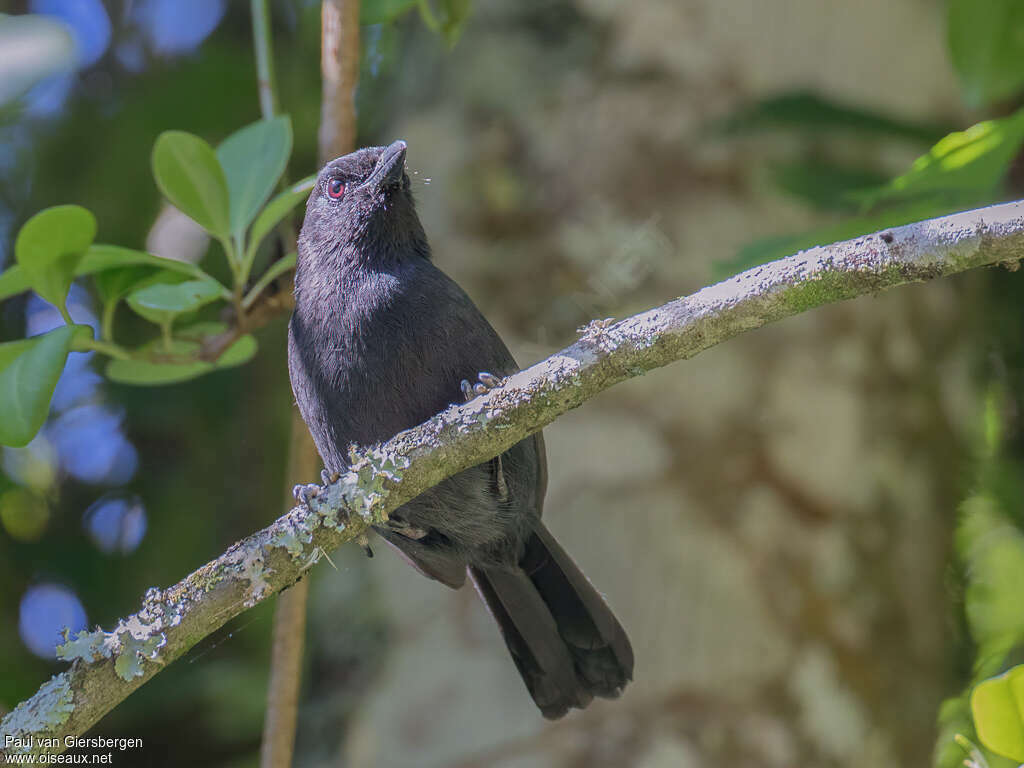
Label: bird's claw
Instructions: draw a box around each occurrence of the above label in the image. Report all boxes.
[320,469,341,485]
[460,371,503,402]
[292,483,321,506]
[478,371,501,388]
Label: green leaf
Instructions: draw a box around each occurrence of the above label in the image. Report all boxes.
[105,334,258,386]
[14,205,97,311]
[106,357,208,386]
[80,244,210,279]
[94,266,162,306]
[957,495,1024,658]
[217,117,293,241]
[0,264,31,301]
[0,14,75,107]
[0,245,219,303]
[714,91,951,144]
[856,110,1024,209]
[972,665,1024,762]
[95,266,193,310]
[362,0,417,24]
[95,267,198,342]
[218,334,258,367]
[126,279,223,327]
[949,0,1024,107]
[174,321,228,341]
[151,131,231,239]
[246,176,314,264]
[0,326,76,447]
[438,0,472,46]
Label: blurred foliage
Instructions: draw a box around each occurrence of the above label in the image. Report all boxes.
[716,106,1024,277]
[948,0,1024,108]
[715,91,952,144]
[716,2,1024,763]
[362,0,473,46]
[935,384,1024,768]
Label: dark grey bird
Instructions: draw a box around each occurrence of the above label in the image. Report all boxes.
[287,140,633,718]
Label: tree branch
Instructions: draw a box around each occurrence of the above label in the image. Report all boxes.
[3,201,1024,756]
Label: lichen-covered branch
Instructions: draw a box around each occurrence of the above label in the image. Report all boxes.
[3,201,1024,756]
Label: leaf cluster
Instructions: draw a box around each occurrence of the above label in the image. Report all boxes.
[0,117,313,446]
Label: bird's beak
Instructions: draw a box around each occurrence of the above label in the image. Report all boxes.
[365,140,407,191]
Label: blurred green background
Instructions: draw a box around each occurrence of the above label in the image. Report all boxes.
[3,0,1024,766]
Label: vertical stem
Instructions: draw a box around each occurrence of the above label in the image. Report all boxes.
[260,422,319,768]
[258,2,360,767]
[251,0,279,119]
[160,322,173,352]
[101,301,116,342]
[319,0,360,162]
[252,3,314,767]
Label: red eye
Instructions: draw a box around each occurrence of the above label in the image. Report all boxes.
[327,178,345,199]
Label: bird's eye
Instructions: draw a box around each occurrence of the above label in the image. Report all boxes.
[326,178,345,200]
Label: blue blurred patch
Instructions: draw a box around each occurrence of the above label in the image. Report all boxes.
[22,71,76,118]
[84,491,147,554]
[114,38,146,73]
[29,0,111,67]
[135,0,227,55]
[24,0,110,116]
[18,583,87,659]
[47,404,138,485]
[26,285,97,337]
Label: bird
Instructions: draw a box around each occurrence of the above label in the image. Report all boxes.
[287,140,633,718]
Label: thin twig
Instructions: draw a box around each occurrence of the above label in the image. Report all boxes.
[251,0,279,120]
[3,201,1024,756]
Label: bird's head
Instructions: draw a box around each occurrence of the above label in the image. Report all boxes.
[297,140,429,269]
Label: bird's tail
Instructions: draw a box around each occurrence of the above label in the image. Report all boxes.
[469,521,633,719]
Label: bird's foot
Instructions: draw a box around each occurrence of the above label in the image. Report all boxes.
[292,483,321,506]
[320,469,341,485]
[460,371,503,402]
[459,372,510,502]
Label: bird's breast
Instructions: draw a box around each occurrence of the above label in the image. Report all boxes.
[288,269,464,462]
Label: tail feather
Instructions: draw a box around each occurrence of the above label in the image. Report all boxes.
[470,522,633,718]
